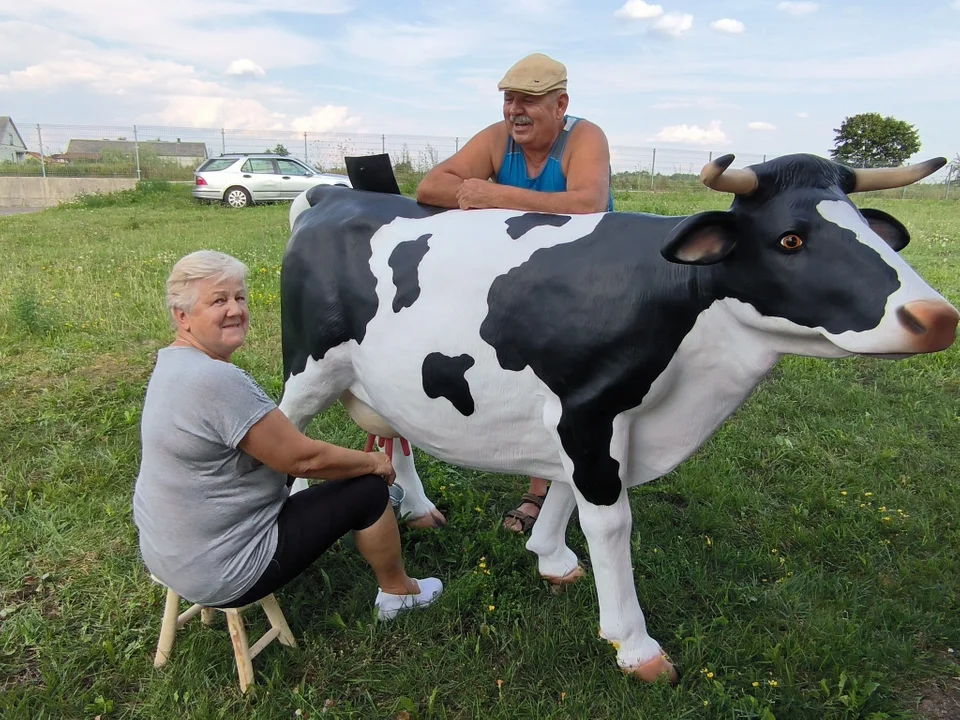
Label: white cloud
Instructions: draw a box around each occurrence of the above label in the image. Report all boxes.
[652,12,693,37]
[226,59,266,78]
[647,120,728,145]
[0,2,329,71]
[291,105,361,133]
[797,111,810,118]
[614,1,664,20]
[651,96,738,110]
[159,96,287,129]
[748,121,777,130]
[777,2,819,16]
[339,23,480,69]
[710,18,745,34]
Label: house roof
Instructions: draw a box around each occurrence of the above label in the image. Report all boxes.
[0,117,28,151]
[65,139,208,158]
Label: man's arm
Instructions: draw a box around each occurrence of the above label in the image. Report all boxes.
[416,124,501,208]
[455,121,611,214]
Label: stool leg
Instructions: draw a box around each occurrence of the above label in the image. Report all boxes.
[259,594,297,647]
[201,607,217,627]
[225,609,255,693]
[155,588,181,668]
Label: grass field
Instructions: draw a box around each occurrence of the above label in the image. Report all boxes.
[1,183,959,719]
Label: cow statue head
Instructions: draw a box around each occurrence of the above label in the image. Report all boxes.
[660,153,958,358]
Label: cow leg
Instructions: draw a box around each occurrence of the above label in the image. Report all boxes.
[525,481,582,584]
[382,439,447,529]
[574,485,677,683]
[277,362,352,495]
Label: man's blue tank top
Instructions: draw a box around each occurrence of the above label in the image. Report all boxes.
[496,115,614,211]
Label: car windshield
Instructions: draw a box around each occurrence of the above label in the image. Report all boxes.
[197,158,237,172]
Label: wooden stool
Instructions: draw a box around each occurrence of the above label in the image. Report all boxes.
[152,579,297,693]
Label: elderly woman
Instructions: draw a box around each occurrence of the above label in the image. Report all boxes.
[133,250,441,618]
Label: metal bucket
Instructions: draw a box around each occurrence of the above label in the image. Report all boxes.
[388,483,405,521]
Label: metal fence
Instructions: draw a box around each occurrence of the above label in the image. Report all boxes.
[2,121,956,199]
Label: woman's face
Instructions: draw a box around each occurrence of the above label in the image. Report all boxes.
[174,276,249,361]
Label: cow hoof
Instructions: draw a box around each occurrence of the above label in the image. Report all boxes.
[406,508,447,530]
[542,565,586,586]
[625,654,680,685]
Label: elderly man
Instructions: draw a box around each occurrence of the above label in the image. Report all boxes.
[417,52,613,533]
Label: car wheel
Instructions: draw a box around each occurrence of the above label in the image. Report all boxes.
[224,187,252,208]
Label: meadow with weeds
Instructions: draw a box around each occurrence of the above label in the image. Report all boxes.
[1,182,959,719]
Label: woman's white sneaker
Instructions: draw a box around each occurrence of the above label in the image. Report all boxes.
[375,577,443,621]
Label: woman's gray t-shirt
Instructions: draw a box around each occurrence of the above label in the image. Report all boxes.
[133,346,288,605]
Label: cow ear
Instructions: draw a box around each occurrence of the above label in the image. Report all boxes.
[661,211,738,265]
[860,208,910,252]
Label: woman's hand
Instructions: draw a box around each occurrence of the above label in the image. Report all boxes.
[370,452,396,485]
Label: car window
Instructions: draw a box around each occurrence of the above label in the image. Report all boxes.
[198,158,236,172]
[277,159,311,176]
[241,159,277,174]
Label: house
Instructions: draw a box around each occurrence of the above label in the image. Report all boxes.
[63,139,208,167]
[0,117,28,163]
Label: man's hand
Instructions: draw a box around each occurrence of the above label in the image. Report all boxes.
[456,178,500,210]
[370,452,396,485]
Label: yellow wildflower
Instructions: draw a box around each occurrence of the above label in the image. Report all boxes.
[706,672,714,679]
[840,491,848,496]
[752,681,760,687]
[488,605,495,612]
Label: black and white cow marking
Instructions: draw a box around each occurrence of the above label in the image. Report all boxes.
[280,153,957,680]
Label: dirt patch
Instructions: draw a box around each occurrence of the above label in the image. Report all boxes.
[0,647,44,692]
[1,574,61,621]
[917,677,960,720]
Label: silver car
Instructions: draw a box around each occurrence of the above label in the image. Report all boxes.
[193,153,352,208]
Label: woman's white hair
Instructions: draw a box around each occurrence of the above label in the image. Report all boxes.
[166,250,248,323]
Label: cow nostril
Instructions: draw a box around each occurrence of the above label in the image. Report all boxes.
[896,306,926,335]
[897,300,959,352]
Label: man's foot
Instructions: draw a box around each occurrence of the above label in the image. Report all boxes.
[503,491,546,534]
[375,577,443,621]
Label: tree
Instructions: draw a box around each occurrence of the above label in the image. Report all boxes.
[265,143,290,156]
[830,113,920,168]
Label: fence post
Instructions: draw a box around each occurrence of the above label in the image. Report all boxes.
[133,125,142,181]
[455,137,459,152]
[708,151,713,163]
[762,154,766,163]
[303,132,308,163]
[382,134,385,154]
[221,128,226,155]
[36,124,46,178]
[650,148,656,191]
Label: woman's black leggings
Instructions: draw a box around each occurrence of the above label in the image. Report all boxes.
[213,474,389,608]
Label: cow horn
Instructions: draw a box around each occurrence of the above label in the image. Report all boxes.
[700,154,758,195]
[851,157,947,192]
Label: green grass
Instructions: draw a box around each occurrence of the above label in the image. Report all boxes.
[1,184,959,719]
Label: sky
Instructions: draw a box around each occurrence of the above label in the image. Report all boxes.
[1,0,958,169]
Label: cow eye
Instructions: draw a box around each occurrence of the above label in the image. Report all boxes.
[780,234,803,250]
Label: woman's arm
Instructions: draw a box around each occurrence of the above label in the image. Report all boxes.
[239,409,395,483]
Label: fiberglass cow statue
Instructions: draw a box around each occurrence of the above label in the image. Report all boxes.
[279,153,957,683]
